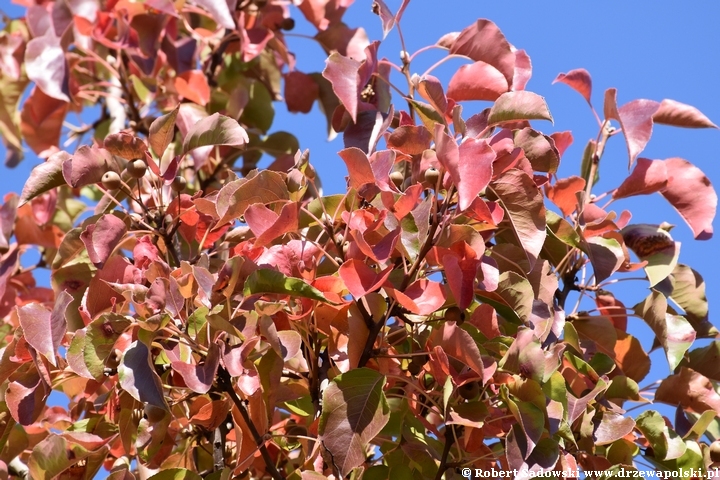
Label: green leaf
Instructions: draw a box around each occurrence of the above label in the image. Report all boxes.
[319,368,389,477]
[661,264,717,337]
[148,468,204,480]
[636,410,687,461]
[580,139,599,186]
[148,104,179,157]
[488,91,553,126]
[622,224,680,287]
[634,291,695,370]
[683,410,716,441]
[182,113,249,154]
[260,131,299,157]
[244,269,331,303]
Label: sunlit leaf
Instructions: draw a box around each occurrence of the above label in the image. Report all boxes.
[553,68,592,105]
[181,113,249,154]
[653,99,718,129]
[149,105,179,157]
[487,91,553,126]
[244,268,330,303]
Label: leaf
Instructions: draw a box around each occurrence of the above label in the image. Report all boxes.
[434,124,494,211]
[244,202,298,247]
[659,157,716,240]
[603,88,660,169]
[553,69,592,105]
[175,70,211,106]
[416,75,447,117]
[613,157,668,199]
[216,170,290,225]
[244,268,330,303]
[594,412,636,446]
[661,264,717,338]
[171,342,221,394]
[194,0,234,29]
[634,291,695,370]
[622,224,680,287]
[491,169,546,270]
[449,19,515,87]
[322,52,362,123]
[18,302,63,367]
[118,340,168,410]
[372,0,395,38]
[80,214,127,269]
[63,145,118,188]
[68,312,132,380]
[636,410,687,460]
[447,61,508,102]
[546,176,585,217]
[338,260,393,299]
[656,367,720,416]
[20,86,68,155]
[285,70,320,114]
[429,322,494,381]
[149,105,179,157]
[487,91,553,126]
[513,127,560,173]
[319,368,389,477]
[512,49,532,91]
[103,132,148,160]
[181,113,249,154]
[6,368,47,425]
[653,99,718,129]
[585,235,624,283]
[19,151,69,205]
[386,125,433,155]
[24,32,69,102]
[148,469,203,480]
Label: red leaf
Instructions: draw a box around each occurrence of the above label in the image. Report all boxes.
[244,202,298,247]
[447,61,508,102]
[171,342,221,394]
[175,70,210,106]
[285,71,319,114]
[595,291,627,331]
[660,158,716,240]
[338,259,392,299]
[17,291,71,367]
[430,321,494,381]
[322,42,378,123]
[550,131,573,158]
[20,87,68,155]
[434,124,494,211]
[553,69,592,105]
[546,176,585,217]
[653,99,718,129]
[80,214,127,269]
[450,19,515,87]
[416,75,448,117]
[613,158,668,199]
[386,279,446,315]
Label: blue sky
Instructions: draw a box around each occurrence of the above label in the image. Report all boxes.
[1,0,720,473]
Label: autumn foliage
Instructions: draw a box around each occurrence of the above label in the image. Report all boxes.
[0,0,719,479]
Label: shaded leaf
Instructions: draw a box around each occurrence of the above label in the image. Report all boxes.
[182,113,249,154]
[661,264,717,338]
[118,340,168,410]
[622,224,679,287]
[24,32,68,102]
[585,235,624,283]
[19,151,69,205]
[172,342,221,394]
[148,469,203,480]
[514,127,559,173]
[319,368,389,477]
[149,105,179,157]
[491,169,546,270]
[634,291,695,370]
[613,157,668,199]
[285,70,320,114]
[487,91,553,126]
[656,367,720,415]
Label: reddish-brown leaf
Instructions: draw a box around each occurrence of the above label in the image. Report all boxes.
[80,214,127,269]
[385,279,446,315]
[656,367,720,415]
[386,125,432,155]
[546,176,585,217]
[244,202,298,247]
[653,99,718,129]
[285,71,320,114]
[63,145,118,188]
[20,87,68,155]
[6,369,48,426]
[553,69,592,105]
[338,259,392,299]
[175,70,210,106]
[416,75,448,117]
[613,158,668,199]
[447,61,508,102]
[172,342,221,394]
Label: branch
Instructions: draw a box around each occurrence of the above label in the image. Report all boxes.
[218,368,286,480]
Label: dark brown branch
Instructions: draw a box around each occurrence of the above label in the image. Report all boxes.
[218,367,285,480]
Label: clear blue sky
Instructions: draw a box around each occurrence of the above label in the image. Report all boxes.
[1,0,720,472]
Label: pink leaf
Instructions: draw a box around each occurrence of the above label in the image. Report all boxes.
[372,0,395,39]
[604,88,661,168]
[553,69,592,105]
[512,49,532,91]
[323,52,362,122]
[434,124,494,211]
[63,145,117,188]
[245,202,298,247]
[653,99,718,129]
[194,0,235,29]
[487,91,553,126]
[660,158,716,240]
[613,158,668,199]
[18,303,54,366]
[285,71,320,114]
[24,32,69,102]
[450,19,515,87]
[442,244,481,310]
[386,125,433,155]
[80,214,127,269]
[447,61,508,102]
[386,279,446,315]
[416,75,448,117]
[549,131,573,158]
[338,259,393,299]
[172,342,221,394]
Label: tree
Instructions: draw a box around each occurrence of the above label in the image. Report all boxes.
[0,0,718,478]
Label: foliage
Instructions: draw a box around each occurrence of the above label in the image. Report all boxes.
[0,0,718,478]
